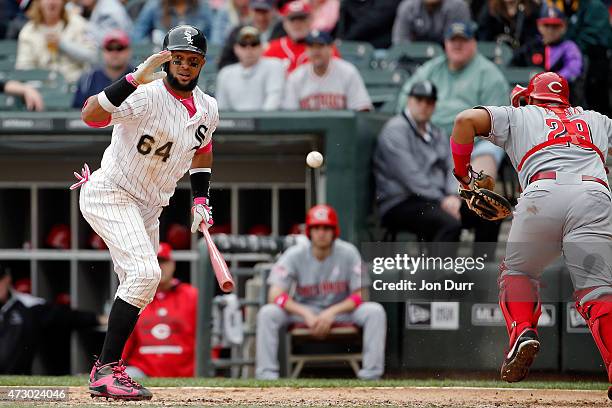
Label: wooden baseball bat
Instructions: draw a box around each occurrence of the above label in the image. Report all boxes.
[202,228,234,292]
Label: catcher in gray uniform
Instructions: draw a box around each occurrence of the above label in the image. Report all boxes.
[255,204,386,380]
[450,72,612,399]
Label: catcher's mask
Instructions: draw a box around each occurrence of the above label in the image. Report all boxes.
[305,204,340,238]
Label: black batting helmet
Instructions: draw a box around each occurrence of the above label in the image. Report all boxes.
[163,25,207,57]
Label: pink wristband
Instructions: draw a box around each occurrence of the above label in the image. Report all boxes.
[194,197,209,205]
[274,293,290,308]
[125,73,140,87]
[450,138,474,155]
[348,293,362,308]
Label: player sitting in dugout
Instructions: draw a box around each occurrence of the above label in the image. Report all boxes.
[255,205,387,380]
[122,243,198,378]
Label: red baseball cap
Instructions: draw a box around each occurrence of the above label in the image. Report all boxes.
[280,0,312,17]
[157,242,173,261]
[102,30,130,48]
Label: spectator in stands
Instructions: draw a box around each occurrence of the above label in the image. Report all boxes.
[76,0,132,46]
[0,79,44,111]
[216,26,285,111]
[256,204,386,380]
[122,243,198,377]
[211,0,251,45]
[310,0,340,32]
[131,0,213,44]
[0,264,106,374]
[511,6,582,84]
[217,0,281,69]
[374,81,500,254]
[264,0,339,73]
[16,0,97,84]
[476,0,539,49]
[336,0,401,49]
[392,0,471,45]
[72,30,134,108]
[2,0,29,39]
[546,0,611,113]
[282,30,372,110]
[397,21,509,182]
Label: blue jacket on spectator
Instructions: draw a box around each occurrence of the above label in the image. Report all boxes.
[72,65,134,108]
[131,0,212,44]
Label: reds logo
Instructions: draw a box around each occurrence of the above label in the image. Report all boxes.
[547,81,562,93]
[183,30,194,45]
[312,207,329,221]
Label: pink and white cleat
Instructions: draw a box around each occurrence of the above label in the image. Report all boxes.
[89,359,152,400]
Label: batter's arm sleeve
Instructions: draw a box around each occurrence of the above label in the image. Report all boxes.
[267,246,300,291]
[346,64,373,111]
[377,124,446,200]
[281,73,300,110]
[262,59,285,110]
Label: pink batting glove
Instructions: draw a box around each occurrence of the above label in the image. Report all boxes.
[191,197,214,233]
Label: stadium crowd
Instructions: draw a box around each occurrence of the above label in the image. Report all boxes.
[0,0,611,113]
[2,0,612,380]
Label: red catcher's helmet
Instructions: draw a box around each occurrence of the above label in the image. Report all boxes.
[526,71,570,105]
[305,204,340,238]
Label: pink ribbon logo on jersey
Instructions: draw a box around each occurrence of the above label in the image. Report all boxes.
[70,163,91,190]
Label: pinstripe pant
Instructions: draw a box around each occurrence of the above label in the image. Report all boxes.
[80,171,162,309]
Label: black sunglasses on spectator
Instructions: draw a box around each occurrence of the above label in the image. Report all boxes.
[238,41,261,47]
[105,45,128,52]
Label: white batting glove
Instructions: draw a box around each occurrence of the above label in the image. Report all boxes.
[132,50,172,85]
[191,198,214,233]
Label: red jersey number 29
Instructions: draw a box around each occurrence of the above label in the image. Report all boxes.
[545,118,592,142]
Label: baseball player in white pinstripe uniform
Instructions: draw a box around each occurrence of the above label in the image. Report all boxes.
[75,25,216,400]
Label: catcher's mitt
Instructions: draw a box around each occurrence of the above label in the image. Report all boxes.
[459,187,512,221]
[454,167,512,221]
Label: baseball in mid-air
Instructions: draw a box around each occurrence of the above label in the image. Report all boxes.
[306,151,324,168]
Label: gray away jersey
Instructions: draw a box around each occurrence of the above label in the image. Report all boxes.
[99,79,219,207]
[267,239,364,309]
[479,105,612,189]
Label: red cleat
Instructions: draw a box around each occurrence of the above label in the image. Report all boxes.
[500,328,540,383]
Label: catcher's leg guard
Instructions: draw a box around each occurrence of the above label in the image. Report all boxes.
[498,272,542,382]
[574,288,612,387]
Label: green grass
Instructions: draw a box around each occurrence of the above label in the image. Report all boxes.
[0,376,607,391]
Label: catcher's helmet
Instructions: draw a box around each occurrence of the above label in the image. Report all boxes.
[526,71,570,105]
[163,25,207,56]
[305,204,340,238]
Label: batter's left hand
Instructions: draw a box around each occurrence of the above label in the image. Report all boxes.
[191,198,213,233]
[312,309,336,338]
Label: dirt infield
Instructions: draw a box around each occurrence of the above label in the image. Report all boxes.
[41,386,609,407]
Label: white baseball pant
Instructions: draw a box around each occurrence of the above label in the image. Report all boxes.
[79,171,162,309]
